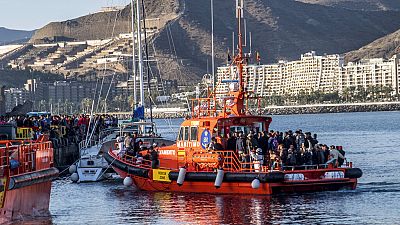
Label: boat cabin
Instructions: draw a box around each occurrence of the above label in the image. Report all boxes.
[176,115,272,151]
[118,121,159,137]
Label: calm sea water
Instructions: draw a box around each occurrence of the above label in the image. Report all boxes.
[14,111,400,224]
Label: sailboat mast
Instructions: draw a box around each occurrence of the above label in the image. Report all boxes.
[130,0,137,108]
[141,0,154,126]
[211,0,215,91]
[136,0,145,107]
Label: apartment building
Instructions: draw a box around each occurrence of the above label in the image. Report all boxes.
[216,51,343,97]
[4,88,30,112]
[216,64,269,97]
[24,79,116,106]
[338,55,399,95]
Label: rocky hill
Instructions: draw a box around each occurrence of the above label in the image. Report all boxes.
[0,27,34,43]
[152,0,400,82]
[27,0,400,83]
[345,28,400,62]
[30,0,180,43]
[297,0,400,11]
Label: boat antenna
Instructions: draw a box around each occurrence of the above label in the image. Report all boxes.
[141,0,154,129]
[231,0,246,115]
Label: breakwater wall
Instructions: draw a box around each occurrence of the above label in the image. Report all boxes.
[115,102,400,118]
[51,137,79,171]
[264,102,400,115]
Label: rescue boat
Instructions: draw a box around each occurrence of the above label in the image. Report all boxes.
[105,0,362,195]
[0,129,58,222]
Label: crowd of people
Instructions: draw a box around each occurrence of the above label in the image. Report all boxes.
[0,114,119,142]
[210,129,346,169]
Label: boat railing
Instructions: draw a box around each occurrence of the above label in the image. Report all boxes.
[282,164,330,171]
[214,150,270,172]
[78,140,99,151]
[0,141,54,176]
[214,150,241,171]
[114,151,175,171]
[191,98,218,118]
[0,145,10,177]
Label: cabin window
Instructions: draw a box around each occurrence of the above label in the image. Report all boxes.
[190,126,198,141]
[178,127,184,140]
[253,122,264,133]
[184,127,190,141]
[230,126,251,134]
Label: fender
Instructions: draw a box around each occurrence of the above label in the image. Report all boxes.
[169,171,285,183]
[344,168,363,179]
[8,167,59,190]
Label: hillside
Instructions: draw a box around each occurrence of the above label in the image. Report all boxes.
[152,0,400,81]
[297,0,400,11]
[0,27,34,43]
[0,69,63,88]
[25,0,400,83]
[30,1,180,43]
[345,29,400,62]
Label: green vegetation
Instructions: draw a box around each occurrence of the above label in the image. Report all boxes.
[262,85,399,106]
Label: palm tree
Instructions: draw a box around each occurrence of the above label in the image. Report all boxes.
[81,98,92,114]
[385,86,393,101]
[341,87,351,102]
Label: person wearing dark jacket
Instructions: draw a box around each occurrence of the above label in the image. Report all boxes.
[226,132,237,151]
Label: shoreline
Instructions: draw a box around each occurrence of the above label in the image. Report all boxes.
[263,101,400,115]
[143,102,400,118]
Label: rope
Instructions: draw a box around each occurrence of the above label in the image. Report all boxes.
[96,155,117,181]
[58,158,80,175]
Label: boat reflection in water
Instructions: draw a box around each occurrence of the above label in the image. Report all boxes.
[111,187,366,224]
[111,186,285,225]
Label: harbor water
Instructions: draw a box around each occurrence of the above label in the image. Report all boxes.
[15,111,400,224]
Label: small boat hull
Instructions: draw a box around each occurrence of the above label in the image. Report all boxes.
[0,180,52,223]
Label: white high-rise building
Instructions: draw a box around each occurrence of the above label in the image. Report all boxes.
[338,55,399,95]
[216,51,343,97]
[216,52,400,98]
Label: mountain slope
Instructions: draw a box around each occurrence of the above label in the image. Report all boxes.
[297,0,400,11]
[28,0,400,83]
[30,1,179,43]
[152,0,400,81]
[0,27,34,43]
[345,29,400,62]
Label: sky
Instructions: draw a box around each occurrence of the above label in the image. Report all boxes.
[0,0,130,30]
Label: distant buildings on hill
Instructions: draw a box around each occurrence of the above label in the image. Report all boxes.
[216,51,400,97]
[2,78,179,113]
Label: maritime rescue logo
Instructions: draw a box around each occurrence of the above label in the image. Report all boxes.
[200,129,211,149]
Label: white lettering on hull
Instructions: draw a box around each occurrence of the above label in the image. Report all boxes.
[158,150,176,156]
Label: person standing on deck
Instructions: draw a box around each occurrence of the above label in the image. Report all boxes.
[329,145,345,167]
[236,132,245,154]
[227,132,237,151]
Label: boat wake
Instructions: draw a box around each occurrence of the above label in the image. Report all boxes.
[357,181,400,193]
